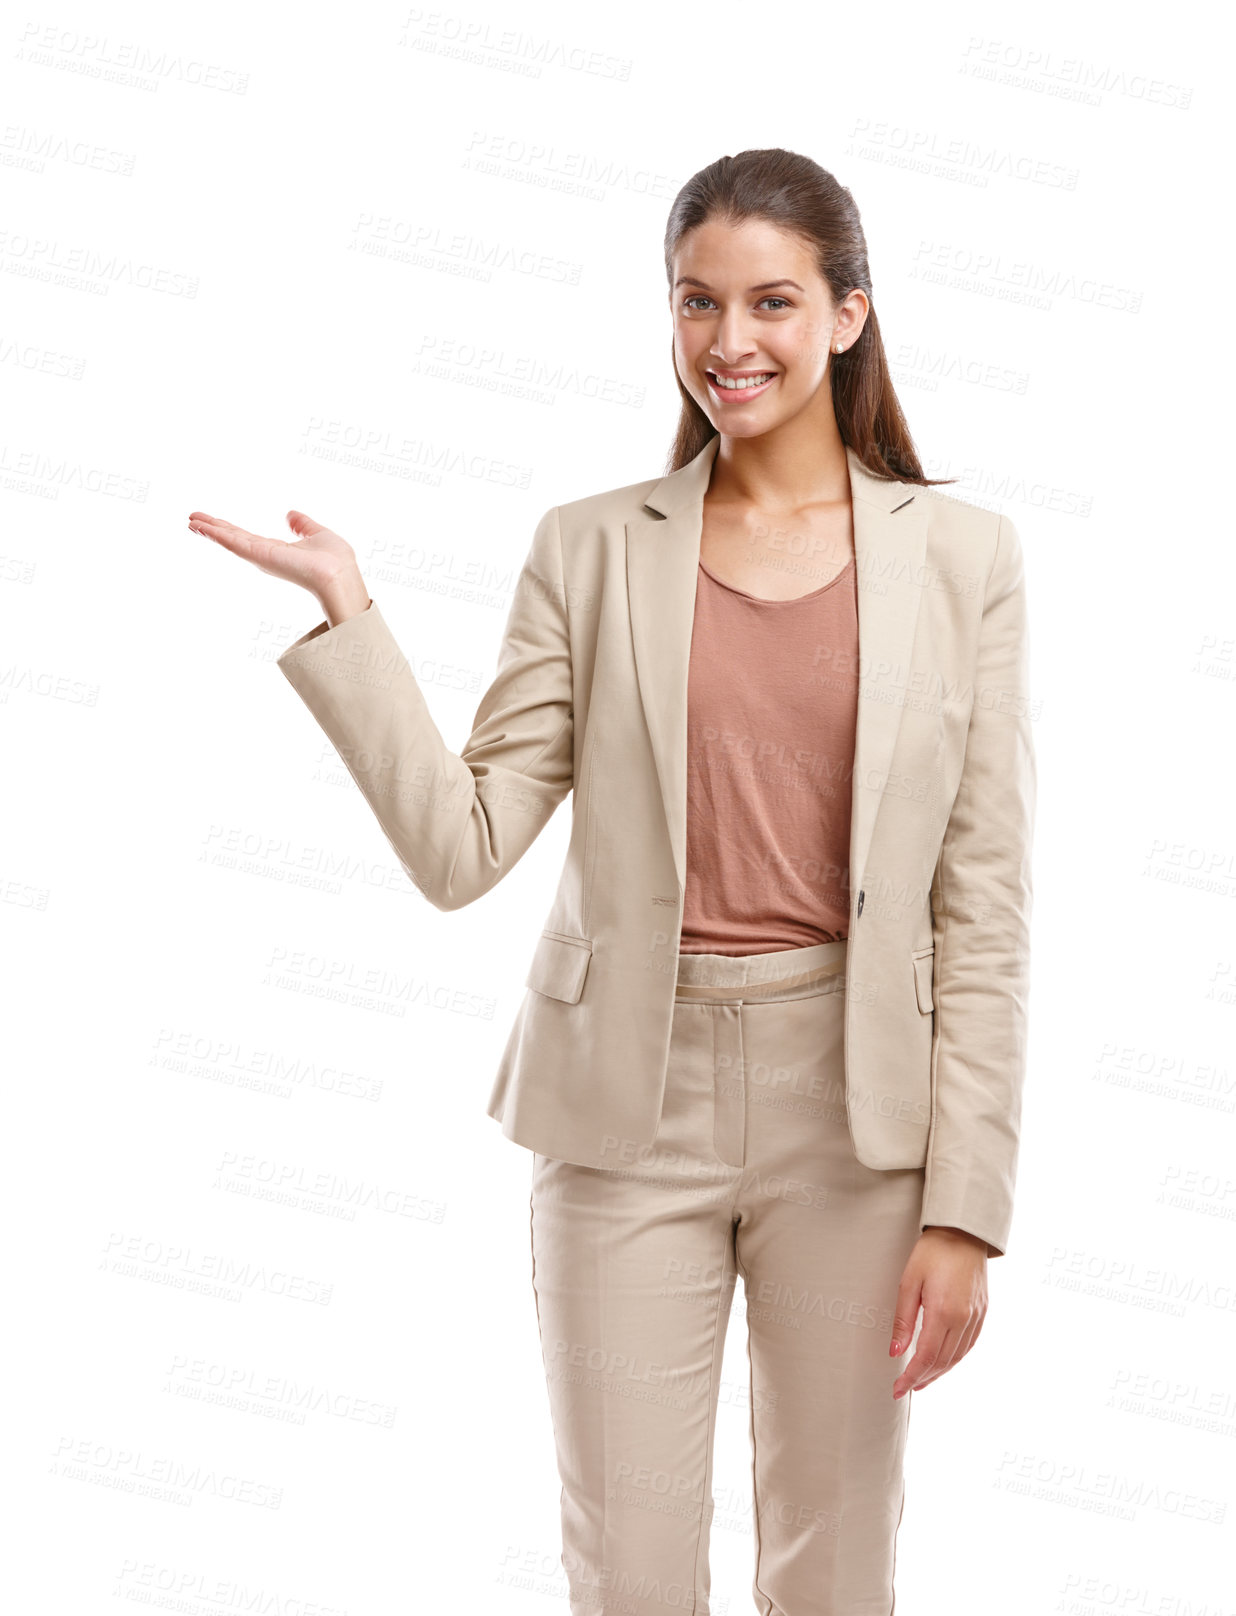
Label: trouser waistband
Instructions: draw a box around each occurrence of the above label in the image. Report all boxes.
[674,938,848,1003]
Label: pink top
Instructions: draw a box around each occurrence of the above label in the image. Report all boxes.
[679,555,859,955]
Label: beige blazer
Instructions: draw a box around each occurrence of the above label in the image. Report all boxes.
[277,434,1035,1256]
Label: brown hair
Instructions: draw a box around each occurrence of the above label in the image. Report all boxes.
[663,147,957,489]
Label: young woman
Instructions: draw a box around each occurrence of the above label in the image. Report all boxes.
[190,148,1035,1616]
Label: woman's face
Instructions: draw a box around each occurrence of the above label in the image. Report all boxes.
[670,216,864,440]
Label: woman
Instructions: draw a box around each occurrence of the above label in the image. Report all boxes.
[190,148,1035,1616]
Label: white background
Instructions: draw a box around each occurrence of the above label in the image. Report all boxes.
[4,1,1233,1611]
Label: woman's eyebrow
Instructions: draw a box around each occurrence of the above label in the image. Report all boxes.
[673,277,806,293]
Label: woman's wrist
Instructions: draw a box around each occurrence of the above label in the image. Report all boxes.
[317,566,371,628]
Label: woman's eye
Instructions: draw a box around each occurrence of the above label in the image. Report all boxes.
[682,295,792,312]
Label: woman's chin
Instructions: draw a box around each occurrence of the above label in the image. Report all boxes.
[708,409,784,440]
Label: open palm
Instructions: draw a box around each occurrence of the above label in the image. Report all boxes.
[188,508,357,599]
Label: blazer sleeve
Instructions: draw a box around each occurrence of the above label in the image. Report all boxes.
[275,504,573,911]
[922,512,1036,1258]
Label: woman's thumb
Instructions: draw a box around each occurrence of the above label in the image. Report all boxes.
[286,509,325,537]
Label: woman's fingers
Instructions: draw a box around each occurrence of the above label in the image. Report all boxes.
[908,1316,977,1393]
[893,1320,943,1398]
[189,508,358,596]
[189,513,323,591]
[189,514,281,563]
[894,1292,987,1396]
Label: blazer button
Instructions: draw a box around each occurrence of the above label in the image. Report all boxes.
[857,888,864,917]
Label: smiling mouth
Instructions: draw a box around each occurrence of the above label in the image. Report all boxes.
[707,370,777,391]
[706,371,778,398]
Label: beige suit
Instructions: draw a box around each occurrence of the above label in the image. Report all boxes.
[277,434,1035,1257]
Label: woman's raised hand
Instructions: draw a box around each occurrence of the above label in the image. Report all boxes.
[188,508,371,626]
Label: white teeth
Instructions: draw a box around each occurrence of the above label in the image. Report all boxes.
[711,372,774,390]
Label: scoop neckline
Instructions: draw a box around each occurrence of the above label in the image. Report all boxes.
[697,555,854,604]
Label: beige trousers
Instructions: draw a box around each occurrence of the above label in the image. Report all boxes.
[529,938,926,1616]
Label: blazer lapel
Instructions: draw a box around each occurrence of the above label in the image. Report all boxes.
[626,435,927,913]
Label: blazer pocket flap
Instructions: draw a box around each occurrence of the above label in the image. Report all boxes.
[526,932,593,1004]
[912,948,935,1015]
